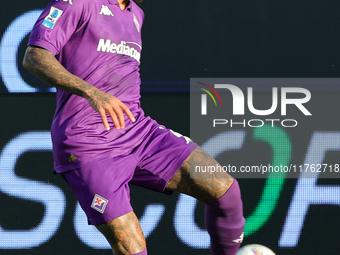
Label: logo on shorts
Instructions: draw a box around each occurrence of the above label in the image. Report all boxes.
[91,194,108,214]
[68,154,77,162]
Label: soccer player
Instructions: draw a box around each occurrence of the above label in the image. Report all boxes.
[23,0,245,254]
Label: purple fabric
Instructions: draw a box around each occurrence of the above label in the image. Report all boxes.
[133,248,147,255]
[28,0,146,173]
[205,180,245,255]
[61,119,197,225]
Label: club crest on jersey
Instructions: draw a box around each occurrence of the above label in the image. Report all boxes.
[91,194,108,214]
[133,14,140,32]
[42,7,64,29]
[55,0,73,5]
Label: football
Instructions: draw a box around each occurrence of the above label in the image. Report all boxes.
[237,244,276,255]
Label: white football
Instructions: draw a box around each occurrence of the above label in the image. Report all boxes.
[237,244,276,255]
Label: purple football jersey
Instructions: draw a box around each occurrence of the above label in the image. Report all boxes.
[28,0,148,173]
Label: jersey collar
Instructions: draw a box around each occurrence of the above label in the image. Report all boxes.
[108,0,132,11]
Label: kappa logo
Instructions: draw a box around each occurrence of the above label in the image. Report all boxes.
[169,129,192,144]
[232,232,244,243]
[99,5,114,16]
[55,0,73,5]
[91,194,108,214]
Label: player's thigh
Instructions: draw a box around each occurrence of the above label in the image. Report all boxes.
[131,123,194,194]
[165,147,234,202]
[96,211,146,255]
[60,155,137,225]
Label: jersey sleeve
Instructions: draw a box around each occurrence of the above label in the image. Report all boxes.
[28,0,89,55]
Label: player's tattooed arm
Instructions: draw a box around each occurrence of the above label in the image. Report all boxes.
[23,46,135,130]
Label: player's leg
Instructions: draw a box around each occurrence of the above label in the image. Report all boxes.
[95,211,147,255]
[166,146,234,201]
[60,155,147,255]
[166,147,245,255]
[129,120,244,255]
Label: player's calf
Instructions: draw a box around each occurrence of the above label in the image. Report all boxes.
[95,211,147,255]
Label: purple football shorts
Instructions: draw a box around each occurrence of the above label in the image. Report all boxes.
[61,120,199,225]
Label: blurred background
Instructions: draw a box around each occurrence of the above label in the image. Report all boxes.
[0,0,339,254]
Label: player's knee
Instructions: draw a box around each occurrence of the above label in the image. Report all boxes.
[206,180,244,225]
[95,211,146,255]
[204,174,235,201]
[224,180,244,222]
[111,236,146,255]
[131,247,148,255]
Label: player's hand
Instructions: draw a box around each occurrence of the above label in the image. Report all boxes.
[87,89,135,131]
